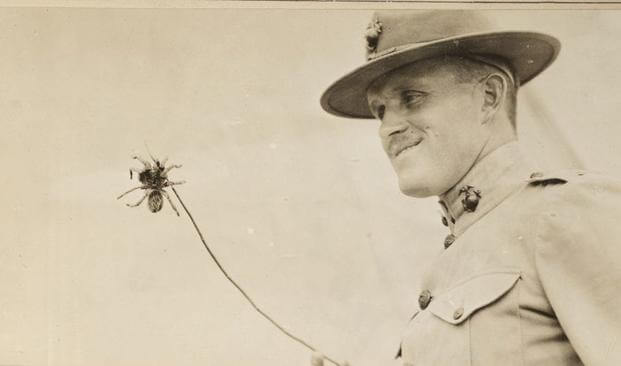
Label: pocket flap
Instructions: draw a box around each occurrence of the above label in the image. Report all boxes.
[428,270,521,325]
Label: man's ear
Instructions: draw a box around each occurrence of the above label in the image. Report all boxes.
[481,73,507,124]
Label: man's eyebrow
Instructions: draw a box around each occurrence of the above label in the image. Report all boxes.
[391,85,430,97]
[367,77,430,101]
[392,77,432,91]
[400,87,428,94]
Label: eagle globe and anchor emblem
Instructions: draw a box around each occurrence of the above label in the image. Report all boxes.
[365,17,383,59]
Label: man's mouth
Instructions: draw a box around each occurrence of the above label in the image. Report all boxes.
[393,137,424,158]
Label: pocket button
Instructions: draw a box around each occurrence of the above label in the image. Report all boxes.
[453,307,464,320]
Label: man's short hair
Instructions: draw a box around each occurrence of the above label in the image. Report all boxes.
[427,55,518,129]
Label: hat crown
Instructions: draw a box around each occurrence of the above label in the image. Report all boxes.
[367,11,493,60]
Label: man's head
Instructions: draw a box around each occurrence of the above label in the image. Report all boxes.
[366,56,518,197]
[320,10,560,195]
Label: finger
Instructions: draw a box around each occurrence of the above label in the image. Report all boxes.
[310,352,324,366]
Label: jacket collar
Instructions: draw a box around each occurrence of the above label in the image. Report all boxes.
[438,141,533,237]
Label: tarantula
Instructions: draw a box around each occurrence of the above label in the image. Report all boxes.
[117,154,185,216]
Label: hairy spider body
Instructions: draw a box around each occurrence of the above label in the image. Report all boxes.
[117,154,185,216]
[147,190,164,213]
[138,164,163,187]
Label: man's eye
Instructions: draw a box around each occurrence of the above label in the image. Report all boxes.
[402,91,425,104]
[376,105,385,120]
[368,101,385,120]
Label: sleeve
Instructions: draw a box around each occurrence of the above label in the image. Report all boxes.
[534,177,621,366]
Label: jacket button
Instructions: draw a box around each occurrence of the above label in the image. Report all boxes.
[418,290,432,310]
[453,307,464,320]
[444,234,456,249]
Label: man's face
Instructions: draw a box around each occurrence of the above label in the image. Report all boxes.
[366,58,490,198]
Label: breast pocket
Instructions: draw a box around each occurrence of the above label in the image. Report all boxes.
[401,270,522,366]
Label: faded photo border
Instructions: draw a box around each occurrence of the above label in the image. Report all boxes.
[2,2,621,366]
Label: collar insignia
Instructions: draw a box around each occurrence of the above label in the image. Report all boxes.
[460,185,482,213]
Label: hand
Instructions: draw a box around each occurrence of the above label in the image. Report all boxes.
[310,352,350,366]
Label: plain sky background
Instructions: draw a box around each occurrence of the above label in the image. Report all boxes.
[2,5,621,366]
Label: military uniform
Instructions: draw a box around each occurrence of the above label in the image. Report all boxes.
[320,10,621,366]
[397,142,621,365]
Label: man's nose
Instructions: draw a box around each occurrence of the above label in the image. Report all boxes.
[379,109,409,139]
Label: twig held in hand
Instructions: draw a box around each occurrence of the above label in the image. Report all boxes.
[170,186,343,366]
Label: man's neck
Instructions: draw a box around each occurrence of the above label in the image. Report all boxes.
[438,141,532,236]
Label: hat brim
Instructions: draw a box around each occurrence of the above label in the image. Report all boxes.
[320,31,560,119]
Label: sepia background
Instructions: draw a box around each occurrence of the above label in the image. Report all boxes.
[2,6,621,366]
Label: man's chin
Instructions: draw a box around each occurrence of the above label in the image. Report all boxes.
[398,180,436,198]
[395,166,457,198]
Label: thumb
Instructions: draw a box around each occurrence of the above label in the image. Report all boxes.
[310,352,324,366]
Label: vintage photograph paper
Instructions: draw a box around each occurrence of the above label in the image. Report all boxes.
[2,4,620,366]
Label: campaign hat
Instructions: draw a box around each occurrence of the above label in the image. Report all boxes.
[320,10,560,119]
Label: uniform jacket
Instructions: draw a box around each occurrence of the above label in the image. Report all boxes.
[398,142,621,366]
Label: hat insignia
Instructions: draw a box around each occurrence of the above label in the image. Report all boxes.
[365,17,382,57]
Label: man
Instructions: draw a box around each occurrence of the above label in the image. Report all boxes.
[313,10,621,366]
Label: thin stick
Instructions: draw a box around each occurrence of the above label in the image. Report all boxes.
[170,187,342,366]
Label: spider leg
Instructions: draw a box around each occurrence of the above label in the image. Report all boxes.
[117,185,146,200]
[163,164,182,175]
[144,143,159,165]
[126,190,150,208]
[161,190,180,216]
[165,180,186,187]
[129,167,142,179]
[132,155,152,169]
